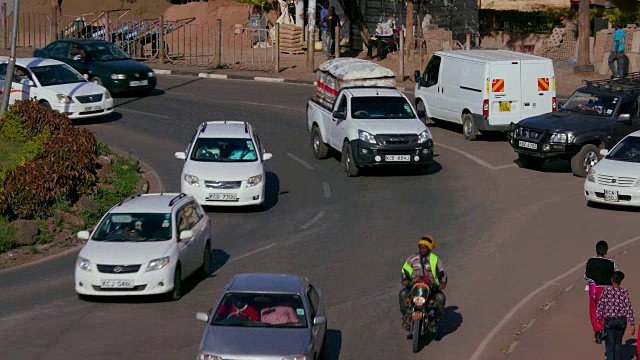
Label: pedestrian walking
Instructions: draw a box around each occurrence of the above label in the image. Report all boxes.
[596,271,636,360]
[585,240,617,343]
[319,1,330,59]
[609,22,626,79]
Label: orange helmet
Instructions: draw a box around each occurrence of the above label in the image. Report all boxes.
[418,235,435,251]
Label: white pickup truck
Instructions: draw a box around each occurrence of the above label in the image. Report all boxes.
[307,58,434,177]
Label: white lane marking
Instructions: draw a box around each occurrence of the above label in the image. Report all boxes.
[287,152,314,170]
[230,242,279,262]
[300,211,325,230]
[322,182,331,199]
[241,101,299,111]
[198,73,228,79]
[116,107,173,119]
[254,77,285,83]
[435,142,515,170]
[470,233,640,360]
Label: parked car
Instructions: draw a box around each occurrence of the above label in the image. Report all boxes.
[0,57,113,119]
[585,130,640,207]
[175,121,273,208]
[414,49,556,141]
[508,75,640,177]
[74,193,212,301]
[195,273,328,360]
[34,39,156,94]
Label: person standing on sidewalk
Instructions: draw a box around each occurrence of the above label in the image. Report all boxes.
[585,240,618,343]
[596,271,636,360]
[319,1,330,59]
[609,22,626,79]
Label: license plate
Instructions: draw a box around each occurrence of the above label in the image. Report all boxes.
[207,193,237,201]
[385,155,410,162]
[84,105,102,111]
[604,189,619,202]
[499,101,512,112]
[101,279,134,288]
[518,140,537,150]
[129,80,148,87]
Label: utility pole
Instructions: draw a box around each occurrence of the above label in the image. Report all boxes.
[307,0,316,72]
[576,0,593,71]
[0,0,20,118]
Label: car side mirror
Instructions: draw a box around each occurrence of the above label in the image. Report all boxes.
[263,152,273,161]
[600,149,609,156]
[414,70,421,83]
[313,316,327,325]
[333,111,346,120]
[179,230,193,241]
[175,152,186,160]
[618,113,631,121]
[196,312,209,322]
[77,230,90,240]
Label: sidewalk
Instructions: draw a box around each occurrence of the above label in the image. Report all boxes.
[505,247,640,360]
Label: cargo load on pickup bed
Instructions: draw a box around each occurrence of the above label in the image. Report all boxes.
[313,58,397,110]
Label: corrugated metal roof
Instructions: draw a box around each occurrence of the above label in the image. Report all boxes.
[318,58,396,80]
[436,49,550,62]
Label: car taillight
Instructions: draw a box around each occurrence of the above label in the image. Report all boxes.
[552,97,557,112]
[483,99,489,116]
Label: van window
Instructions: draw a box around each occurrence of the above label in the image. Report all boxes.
[424,55,441,87]
[620,98,639,117]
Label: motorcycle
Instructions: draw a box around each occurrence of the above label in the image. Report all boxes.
[408,281,438,352]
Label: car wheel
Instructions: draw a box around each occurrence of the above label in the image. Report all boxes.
[415,100,430,125]
[311,126,329,159]
[200,242,211,278]
[168,265,182,301]
[518,153,545,170]
[462,113,477,141]
[91,76,103,86]
[40,100,51,110]
[571,144,600,177]
[341,141,359,177]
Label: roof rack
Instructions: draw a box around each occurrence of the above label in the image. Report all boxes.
[169,193,188,207]
[244,121,249,133]
[200,122,207,133]
[117,193,142,206]
[583,72,640,92]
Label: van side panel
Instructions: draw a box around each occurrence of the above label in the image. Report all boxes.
[456,59,486,119]
[520,60,556,119]
[488,62,522,126]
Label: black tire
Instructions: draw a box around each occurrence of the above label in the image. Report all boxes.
[412,318,421,353]
[200,242,211,278]
[341,141,359,177]
[90,76,103,86]
[462,113,477,141]
[168,265,182,301]
[571,144,600,178]
[311,126,329,159]
[40,100,51,110]
[415,100,428,125]
[518,153,545,170]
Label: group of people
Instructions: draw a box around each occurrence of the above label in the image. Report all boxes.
[585,240,636,360]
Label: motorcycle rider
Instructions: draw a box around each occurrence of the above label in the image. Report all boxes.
[399,235,447,332]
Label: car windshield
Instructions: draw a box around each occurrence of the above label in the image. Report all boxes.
[30,64,86,86]
[562,91,618,117]
[211,292,308,328]
[86,43,131,61]
[351,96,416,119]
[190,138,258,162]
[91,213,172,242]
[606,136,640,162]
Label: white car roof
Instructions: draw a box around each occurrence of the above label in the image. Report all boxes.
[343,88,404,97]
[626,130,640,138]
[435,49,550,62]
[108,193,190,214]
[0,57,65,68]
[198,121,253,139]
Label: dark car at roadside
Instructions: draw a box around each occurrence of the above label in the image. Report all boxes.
[34,39,156,95]
[508,76,640,177]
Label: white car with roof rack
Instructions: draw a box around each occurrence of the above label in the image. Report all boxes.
[74,193,211,301]
[174,121,273,208]
[0,57,113,119]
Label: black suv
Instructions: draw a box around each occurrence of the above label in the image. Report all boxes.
[508,75,640,177]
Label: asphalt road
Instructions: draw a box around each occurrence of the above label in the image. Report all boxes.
[1,76,640,360]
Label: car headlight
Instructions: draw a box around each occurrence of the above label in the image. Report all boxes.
[247,174,263,187]
[146,256,170,271]
[104,90,112,99]
[148,72,155,77]
[77,257,91,272]
[282,357,311,360]
[111,74,126,80]
[549,133,567,143]
[197,354,222,360]
[413,296,426,306]
[587,168,596,183]
[418,129,432,143]
[358,129,376,144]
[56,94,74,104]
[184,174,199,186]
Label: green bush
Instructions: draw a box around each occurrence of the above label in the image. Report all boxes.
[0,108,27,142]
[480,9,570,34]
[0,215,16,252]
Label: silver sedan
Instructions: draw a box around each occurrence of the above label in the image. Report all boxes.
[195,273,328,360]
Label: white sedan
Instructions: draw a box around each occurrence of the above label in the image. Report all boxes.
[585,130,640,207]
[0,57,113,119]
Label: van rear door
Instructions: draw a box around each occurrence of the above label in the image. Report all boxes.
[520,60,555,119]
[488,61,522,126]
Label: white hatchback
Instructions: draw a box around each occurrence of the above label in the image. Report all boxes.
[0,57,113,119]
[585,130,640,207]
[75,193,212,300]
[175,121,273,208]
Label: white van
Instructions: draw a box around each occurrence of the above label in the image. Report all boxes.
[414,50,556,140]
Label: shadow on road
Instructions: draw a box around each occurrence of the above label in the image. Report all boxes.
[428,119,509,142]
[622,338,637,360]
[587,200,640,213]
[202,171,281,214]
[413,305,463,352]
[323,329,342,360]
[327,148,443,177]
[112,88,167,108]
[72,111,123,126]
[514,157,574,174]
